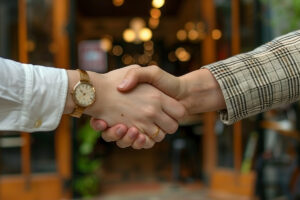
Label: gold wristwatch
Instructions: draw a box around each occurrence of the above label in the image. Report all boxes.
[70,69,96,118]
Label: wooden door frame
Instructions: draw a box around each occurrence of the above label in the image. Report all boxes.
[0,0,71,199]
[207,0,256,197]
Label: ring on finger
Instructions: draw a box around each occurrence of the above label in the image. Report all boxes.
[151,126,160,139]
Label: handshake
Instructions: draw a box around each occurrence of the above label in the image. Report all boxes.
[65,65,226,149]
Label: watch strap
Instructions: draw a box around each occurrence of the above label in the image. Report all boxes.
[69,69,91,118]
[70,105,85,118]
[78,69,90,82]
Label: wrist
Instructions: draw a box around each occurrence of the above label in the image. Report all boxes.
[63,70,79,114]
[178,68,226,114]
[83,71,106,117]
[64,70,104,117]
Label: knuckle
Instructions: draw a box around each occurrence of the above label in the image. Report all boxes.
[143,106,157,118]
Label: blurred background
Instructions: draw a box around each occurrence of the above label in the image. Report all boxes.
[0,0,300,199]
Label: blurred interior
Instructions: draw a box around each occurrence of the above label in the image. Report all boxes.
[1,0,300,199]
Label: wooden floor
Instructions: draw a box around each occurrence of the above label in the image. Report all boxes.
[96,182,255,200]
[92,142,257,200]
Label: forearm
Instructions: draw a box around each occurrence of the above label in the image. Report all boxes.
[178,68,226,114]
[0,57,68,132]
[203,30,300,124]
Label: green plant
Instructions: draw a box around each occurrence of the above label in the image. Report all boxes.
[74,121,102,198]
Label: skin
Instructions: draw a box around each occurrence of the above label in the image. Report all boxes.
[90,65,226,149]
[64,66,186,149]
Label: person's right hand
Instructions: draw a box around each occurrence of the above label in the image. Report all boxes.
[91,65,226,148]
[85,66,186,149]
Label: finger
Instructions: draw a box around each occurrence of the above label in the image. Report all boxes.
[161,95,186,121]
[131,134,147,150]
[117,65,181,98]
[90,118,108,131]
[140,124,166,143]
[116,127,139,148]
[101,124,127,142]
[143,135,155,149]
[154,111,179,134]
[150,126,166,142]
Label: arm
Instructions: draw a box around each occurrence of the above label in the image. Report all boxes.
[0,57,68,132]
[93,30,300,147]
[0,58,185,147]
[109,30,300,124]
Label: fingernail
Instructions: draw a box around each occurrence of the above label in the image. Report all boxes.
[96,122,103,130]
[118,79,129,89]
[116,126,125,136]
[128,129,138,139]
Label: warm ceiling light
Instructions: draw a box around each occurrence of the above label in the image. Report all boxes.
[100,37,113,52]
[188,29,199,41]
[185,21,195,30]
[175,47,191,62]
[138,54,150,65]
[112,45,123,56]
[139,28,152,42]
[144,41,154,51]
[152,0,165,8]
[176,29,187,41]
[130,17,146,31]
[150,8,161,19]
[112,0,124,7]
[122,54,134,65]
[212,29,222,40]
[123,29,136,43]
[149,18,160,29]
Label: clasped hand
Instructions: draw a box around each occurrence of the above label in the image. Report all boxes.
[86,65,225,149]
[84,65,186,149]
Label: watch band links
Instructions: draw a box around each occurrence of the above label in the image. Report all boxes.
[70,106,85,118]
[78,69,90,82]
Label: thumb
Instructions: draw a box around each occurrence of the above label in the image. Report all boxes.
[117,65,181,98]
[90,118,108,131]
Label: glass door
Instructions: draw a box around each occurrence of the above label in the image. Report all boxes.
[0,0,71,199]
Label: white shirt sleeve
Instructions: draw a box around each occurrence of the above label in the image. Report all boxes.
[0,57,68,132]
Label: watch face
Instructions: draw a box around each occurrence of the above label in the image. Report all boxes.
[73,82,96,107]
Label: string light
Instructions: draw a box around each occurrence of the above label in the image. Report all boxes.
[175,47,191,62]
[150,8,161,19]
[112,0,124,7]
[123,29,136,43]
[149,18,160,29]
[139,28,152,42]
[176,29,187,41]
[100,37,113,52]
[123,18,153,43]
[152,0,165,8]
[212,29,222,40]
[112,45,123,56]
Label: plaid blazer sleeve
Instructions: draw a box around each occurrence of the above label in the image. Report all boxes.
[203,30,300,125]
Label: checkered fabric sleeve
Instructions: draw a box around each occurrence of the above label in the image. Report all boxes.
[203,30,300,125]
